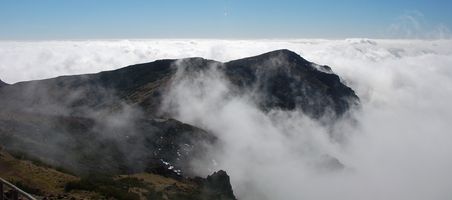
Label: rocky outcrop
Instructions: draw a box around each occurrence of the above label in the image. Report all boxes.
[201,170,236,200]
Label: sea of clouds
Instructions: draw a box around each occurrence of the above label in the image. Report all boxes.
[1,39,452,200]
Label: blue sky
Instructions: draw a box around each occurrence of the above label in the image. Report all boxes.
[1,0,451,39]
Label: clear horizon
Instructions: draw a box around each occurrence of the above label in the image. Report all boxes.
[1,0,451,40]
[2,38,452,42]
[1,38,451,83]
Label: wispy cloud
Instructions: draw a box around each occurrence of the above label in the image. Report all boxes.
[388,10,451,39]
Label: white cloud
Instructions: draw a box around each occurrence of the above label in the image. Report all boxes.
[1,39,452,200]
[387,10,452,39]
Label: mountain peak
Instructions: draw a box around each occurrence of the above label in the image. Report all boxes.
[226,49,310,68]
[256,49,306,61]
[263,49,299,57]
[204,170,237,200]
[223,50,358,117]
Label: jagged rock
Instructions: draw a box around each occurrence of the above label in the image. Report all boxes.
[201,170,237,200]
[189,170,237,200]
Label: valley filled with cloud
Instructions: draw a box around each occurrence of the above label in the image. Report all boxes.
[1,39,452,200]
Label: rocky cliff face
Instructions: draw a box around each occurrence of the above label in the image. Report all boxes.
[0,49,358,199]
[201,170,236,200]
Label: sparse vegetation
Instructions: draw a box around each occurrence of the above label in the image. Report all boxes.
[1,147,235,200]
[6,149,75,176]
[11,180,43,196]
[0,148,78,196]
[64,175,143,200]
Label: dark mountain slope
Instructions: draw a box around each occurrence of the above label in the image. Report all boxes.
[162,49,359,118]
[0,49,358,174]
[0,49,357,200]
[0,111,215,176]
[0,59,175,116]
[223,49,358,118]
[0,49,357,120]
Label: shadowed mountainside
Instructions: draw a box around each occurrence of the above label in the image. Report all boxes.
[0,49,358,199]
[224,49,358,118]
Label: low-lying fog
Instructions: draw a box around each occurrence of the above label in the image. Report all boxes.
[1,39,452,200]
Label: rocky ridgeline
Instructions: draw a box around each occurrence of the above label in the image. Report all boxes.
[0,49,359,199]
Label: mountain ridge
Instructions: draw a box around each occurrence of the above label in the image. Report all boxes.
[0,49,358,200]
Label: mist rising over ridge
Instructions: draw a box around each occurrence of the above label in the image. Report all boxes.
[0,49,360,199]
[1,39,452,199]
